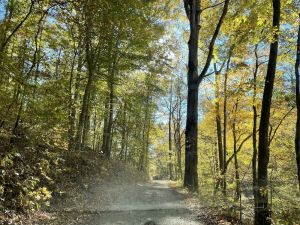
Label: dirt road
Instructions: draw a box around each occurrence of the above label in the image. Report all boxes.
[89,180,203,225]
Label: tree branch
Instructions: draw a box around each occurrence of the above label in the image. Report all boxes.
[269,107,295,145]
[0,0,36,52]
[197,0,230,85]
[225,132,254,170]
[201,1,225,13]
[183,0,190,20]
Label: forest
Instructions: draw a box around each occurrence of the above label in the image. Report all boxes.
[0,0,299,225]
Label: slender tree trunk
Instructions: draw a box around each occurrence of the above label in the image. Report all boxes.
[255,1,280,224]
[120,102,127,160]
[102,80,114,158]
[145,115,151,171]
[295,13,300,190]
[82,85,96,149]
[75,5,94,151]
[101,33,119,158]
[139,95,150,171]
[214,63,224,189]
[102,96,109,155]
[12,97,23,135]
[223,56,231,195]
[124,121,129,162]
[176,119,183,180]
[232,102,240,201]
[92,109,98,151]
[174,115,182,180]
[252,44,259,210]
[169,78,174,180]
[107,81,114,156]
[68,47,81,151]
[177,141,182,179]
[173,77,183,180]
[75,81,92,151]
[75,60,93,151]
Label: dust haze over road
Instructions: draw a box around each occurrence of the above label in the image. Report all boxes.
[90,180,204,225]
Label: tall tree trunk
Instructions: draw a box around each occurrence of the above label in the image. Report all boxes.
[92,109,98,151]
[252,44,259,210]
[174,81,183,179]
[75,58,93,151]
[295,12,300,191]
[75,4,94,151]
[101,33,119,158]
[139,94,150,171]
[183,0,200,192]
[68,47,82,151]
[102,96,109,154]
[223,56,231,195]
[172,77,183,180]
[183,0,230,191]
[185,84,199,191]
[169,78,174,180]
[124,117,130,162]
[120,102,127,160]
[214,62,224,189]
[82,107,91,148]
[102,80,114,158]
[255,1,280,224]
[75,78,92,151]
[176,109,183,180]
[145,115,151,171]
[232,102,240,201]
[177,139,182,179]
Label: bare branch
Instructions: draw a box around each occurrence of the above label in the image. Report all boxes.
[201,1,225,13]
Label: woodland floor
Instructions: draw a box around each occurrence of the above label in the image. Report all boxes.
[3,165,238,225]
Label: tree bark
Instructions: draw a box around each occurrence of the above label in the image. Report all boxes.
[183,0,201,192]
[184,84,199,191]
[255,1,280,224]
[295,12,300,191]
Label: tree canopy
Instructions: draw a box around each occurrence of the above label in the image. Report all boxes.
[0,0,300,224]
